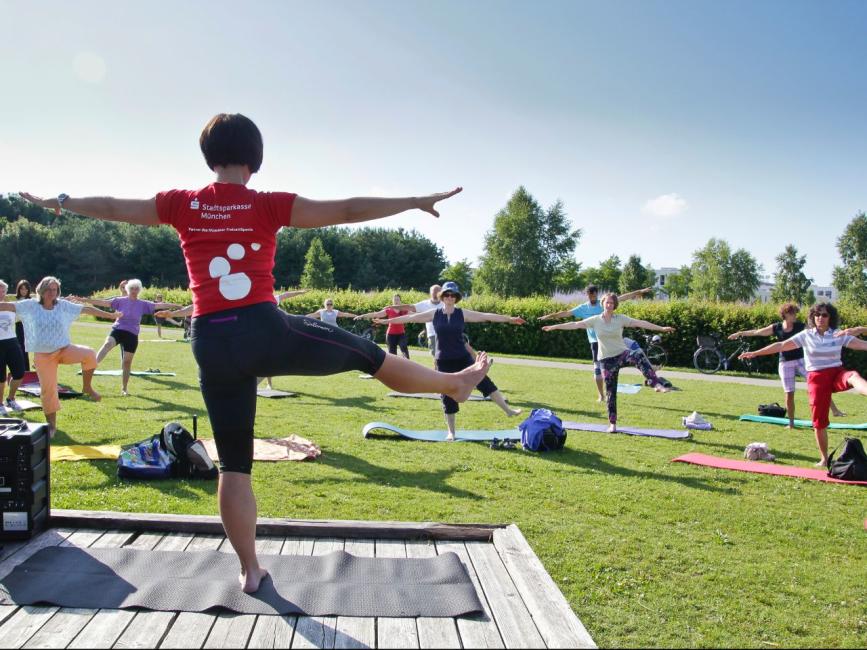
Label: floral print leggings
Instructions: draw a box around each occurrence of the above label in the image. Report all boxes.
[600,348,661,424]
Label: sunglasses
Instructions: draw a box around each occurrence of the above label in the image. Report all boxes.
[441,292,457,298]
[814,313,830,318]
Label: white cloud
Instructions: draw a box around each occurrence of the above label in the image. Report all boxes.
[643,193,687,218]
[72,52,107,84]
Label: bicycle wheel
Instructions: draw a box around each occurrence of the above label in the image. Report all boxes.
[693,347,722,374]
[356,326,374,342]
[417,331,427,348]
[646,345,667,371]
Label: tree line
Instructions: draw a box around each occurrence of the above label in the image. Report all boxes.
[1,191,865,307]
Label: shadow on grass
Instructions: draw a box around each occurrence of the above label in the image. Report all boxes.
[314,450,483,500]
[524,445,739,494]
[289,392,381,412]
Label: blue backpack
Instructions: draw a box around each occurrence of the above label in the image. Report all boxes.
[117,435,173,479]
[520,408,566,452]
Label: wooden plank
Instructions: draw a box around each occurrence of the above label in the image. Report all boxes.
[493,526,596,649]
[465,541,545,649]
[23,530,135,649]
[0,606,59,649]
[154,532,194,552]
[335,539,375,650]
[22,609,95,649]
[0,529,75,649]
[256,536,285,556]
[51,510,500,541]
[0,528,74,580]
[159,612,215,649]
[405,541,460,649]
[375,540,419,650]
[281,537,314,556]
[67,609,136,649]
[185,534,224,552]
[61,529,105,549]
[291,538,342,649]
[202,614,256,649]
[114,611,177,649]
[436,542,504,649]
[247,615,297,649]
[0,605,19,626]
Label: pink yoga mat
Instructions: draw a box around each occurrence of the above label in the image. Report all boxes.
[672,453,867,486]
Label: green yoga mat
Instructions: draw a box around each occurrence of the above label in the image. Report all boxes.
[739,414,867,430]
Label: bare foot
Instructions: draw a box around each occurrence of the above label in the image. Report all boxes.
[239,567,268,593]
[607,423,617,433]
[446,352,493,403]
[121,390,129,397]
[654,385,671,393]
[831,409,846,417]
[815,459,828,467]
[786,424,795,430]
[596,396,605,403]
[507,408,522,417]
[48,426,57,439]
[84,388,102,402]
[445,433,455,442]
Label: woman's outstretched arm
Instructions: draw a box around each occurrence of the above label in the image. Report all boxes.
[461,309,525,325]
[18,193,159,226]
[291,188,462,229]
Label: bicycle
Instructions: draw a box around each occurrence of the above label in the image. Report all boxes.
[693,333,753,374]
[639,333,668,371]
[418,330,470,349]
[351,320,376,342]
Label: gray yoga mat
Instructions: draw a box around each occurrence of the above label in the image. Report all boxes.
[562,421,690,440]
[387,392,491,401]
[0,546,482,617]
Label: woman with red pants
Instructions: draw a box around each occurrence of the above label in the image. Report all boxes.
[741,302,867,465]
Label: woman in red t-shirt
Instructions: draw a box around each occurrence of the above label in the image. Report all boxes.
[356,293,416,358]
[20,112,492,594]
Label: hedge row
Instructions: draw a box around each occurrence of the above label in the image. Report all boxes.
[91,287,867,375]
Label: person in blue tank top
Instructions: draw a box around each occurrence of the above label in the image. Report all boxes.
[377,281,525,440]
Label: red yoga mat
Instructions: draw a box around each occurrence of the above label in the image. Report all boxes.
[672,453,867,486]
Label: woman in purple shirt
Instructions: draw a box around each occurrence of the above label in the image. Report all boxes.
[79,279,179,395]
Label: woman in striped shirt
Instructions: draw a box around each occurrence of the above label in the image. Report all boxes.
[740,303,867,465]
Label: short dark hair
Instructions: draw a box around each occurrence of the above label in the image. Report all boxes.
[586,284,599,294]
[199,113,263,173]
[779,302,799,318]
[808,302,839,329]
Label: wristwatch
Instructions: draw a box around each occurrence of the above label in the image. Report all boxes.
[57,193,69,209]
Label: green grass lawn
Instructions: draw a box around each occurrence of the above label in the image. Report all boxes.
[33,322,867,647]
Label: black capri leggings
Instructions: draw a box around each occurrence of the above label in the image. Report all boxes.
[436,353,497,414]
[192,302,387,474]
[387,332,409,359]
[15,322,29,372]
[0,338,26,382]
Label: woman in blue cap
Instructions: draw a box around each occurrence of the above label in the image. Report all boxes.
[377,281,525,440]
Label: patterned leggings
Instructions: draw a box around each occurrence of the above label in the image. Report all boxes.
[600,348,661,424]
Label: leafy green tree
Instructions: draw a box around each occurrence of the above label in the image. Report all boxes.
[475,187,581,296]
[553,259,584,292]
[832,211,867,306]
[690,238,762,302]
[771,245,813,305]
[664,266,692,299]
[300,237,335,289]
[583,255,622,292]
[441,259,474,295]
[619,255,655,294]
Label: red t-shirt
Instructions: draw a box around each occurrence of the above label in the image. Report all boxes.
[156,183,296,317]
[385,306,411,335]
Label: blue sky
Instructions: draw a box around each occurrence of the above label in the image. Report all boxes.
[1,0,865,285]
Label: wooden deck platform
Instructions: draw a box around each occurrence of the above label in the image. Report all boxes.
[0,511,595,649]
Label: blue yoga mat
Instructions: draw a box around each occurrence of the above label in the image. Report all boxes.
[739,414,867,430]
[363,422,520,442]
[617,383,643,394]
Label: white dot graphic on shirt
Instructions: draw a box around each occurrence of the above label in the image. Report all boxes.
[209,257,230,278]
[251,243,261,251]
[207,243,254,301]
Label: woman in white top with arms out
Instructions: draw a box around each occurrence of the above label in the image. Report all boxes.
[542,292,674,432]
[740,302,867,465]
[0,276,120,436]
[307,298,357,327]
